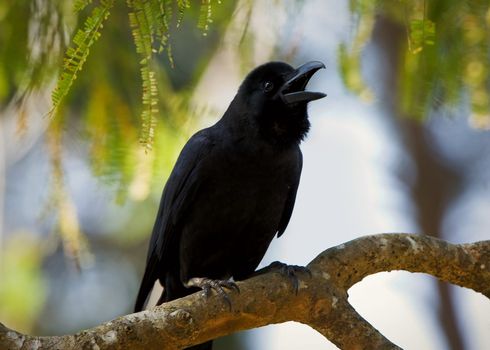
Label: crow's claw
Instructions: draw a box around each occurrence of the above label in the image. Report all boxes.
[268,261,311,295]
[185,277,239,310]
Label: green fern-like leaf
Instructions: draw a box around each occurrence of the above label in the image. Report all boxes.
[176,0,190,27]
[409,19,436,54]
[153,0,169,53]
[140,65,158,149]
[127,0,160,151]
[74,0,93,12]
[51,0,114,116]
[151,0,174,64]
[162,0,175,66]
[198,0,213,35]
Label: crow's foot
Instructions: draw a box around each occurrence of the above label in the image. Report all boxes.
[255,261,311,295]
[185,277,239,310]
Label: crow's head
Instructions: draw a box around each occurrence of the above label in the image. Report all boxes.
[236,61,325,145]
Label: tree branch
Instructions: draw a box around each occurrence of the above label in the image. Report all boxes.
[1,234,488,350]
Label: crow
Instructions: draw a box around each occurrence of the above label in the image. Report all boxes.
[134,61,326,349]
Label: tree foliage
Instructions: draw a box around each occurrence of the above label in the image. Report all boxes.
[51,0,115,119]
[1,1,489,341]
[0,1,240,315]
[339,0,490,126]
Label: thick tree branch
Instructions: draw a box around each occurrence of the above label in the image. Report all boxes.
[1,234,488,350]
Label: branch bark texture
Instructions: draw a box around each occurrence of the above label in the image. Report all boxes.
[1,234,489,350]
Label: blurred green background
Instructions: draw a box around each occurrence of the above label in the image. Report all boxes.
[1,1,489,349]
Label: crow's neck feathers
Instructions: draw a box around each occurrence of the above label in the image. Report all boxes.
[219,95,310,146]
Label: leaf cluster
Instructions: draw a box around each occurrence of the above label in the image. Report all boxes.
[340,0,490,126]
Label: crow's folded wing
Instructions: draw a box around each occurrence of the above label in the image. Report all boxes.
[277,150,302,238]
[134,131,214,311]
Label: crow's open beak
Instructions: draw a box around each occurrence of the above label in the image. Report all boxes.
[278,61,326,105]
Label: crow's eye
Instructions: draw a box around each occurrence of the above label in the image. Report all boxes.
[263,81,274,92]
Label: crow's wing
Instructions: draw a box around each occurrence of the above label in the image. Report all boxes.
[134,131,214,312]
[276,150,302,238]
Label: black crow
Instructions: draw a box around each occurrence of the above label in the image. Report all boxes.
[134,61,325,350]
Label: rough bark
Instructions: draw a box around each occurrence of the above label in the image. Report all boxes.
[1,233,489,350]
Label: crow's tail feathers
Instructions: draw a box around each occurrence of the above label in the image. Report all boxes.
[134,254,162,312]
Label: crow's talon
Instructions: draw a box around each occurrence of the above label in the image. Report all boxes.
[268,261,310,295]
[220,280,241,294]
[201,285,212,298]
[185,277,239,310]
[284,264,311,278]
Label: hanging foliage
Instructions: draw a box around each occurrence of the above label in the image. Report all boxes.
[340,0,490,126]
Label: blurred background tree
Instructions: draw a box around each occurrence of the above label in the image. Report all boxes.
[1,1,489,349]
[340,1,489,348]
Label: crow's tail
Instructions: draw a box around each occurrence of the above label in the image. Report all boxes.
[134,254,161,312]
